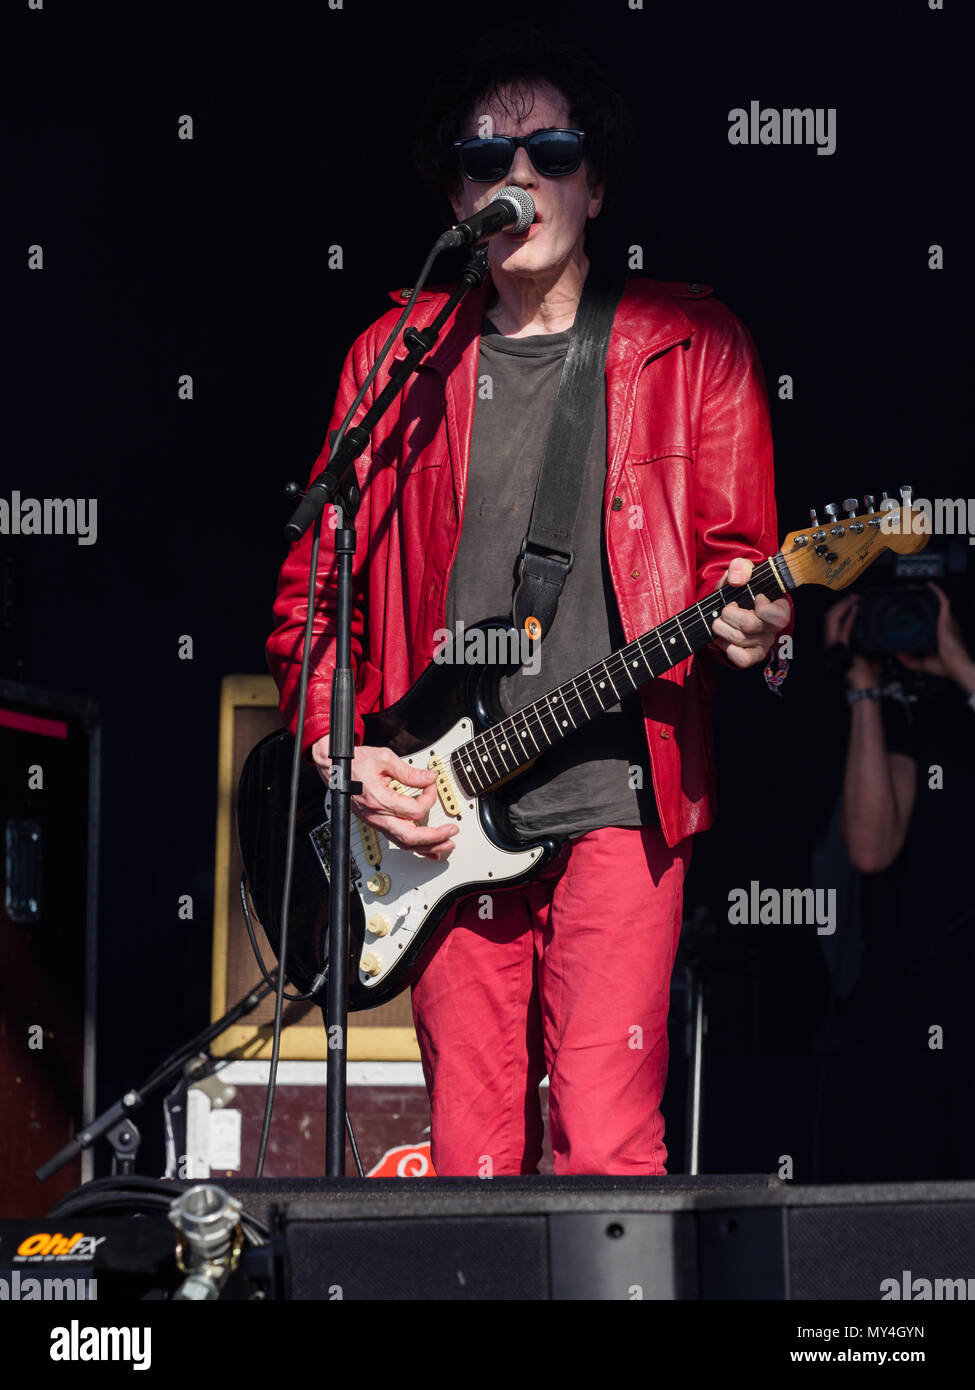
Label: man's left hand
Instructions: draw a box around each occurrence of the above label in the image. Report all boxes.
[710,557,792,669]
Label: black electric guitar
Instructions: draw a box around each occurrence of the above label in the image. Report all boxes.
[237,493,927,1009]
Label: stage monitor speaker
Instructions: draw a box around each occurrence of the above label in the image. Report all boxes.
[210,676,418,1062]
[0,680,99,1217]
[261,1175,975,1301]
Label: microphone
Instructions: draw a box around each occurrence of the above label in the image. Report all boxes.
[438,187,535,250]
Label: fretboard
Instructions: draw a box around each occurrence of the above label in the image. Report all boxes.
[449,554,791,798]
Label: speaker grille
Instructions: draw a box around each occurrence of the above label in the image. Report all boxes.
[285,1216,549,1300]
[788,1202,975,1300]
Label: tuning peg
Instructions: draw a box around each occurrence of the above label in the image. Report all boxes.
[899,484,913,507]
[843,498,858,518]
[808,507,820,526]
[878,491,897,512]
[863,494,876,512]
[823,503,839,525]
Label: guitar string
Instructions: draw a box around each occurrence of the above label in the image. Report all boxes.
[345,554,791,857]
[345,559,787,899]
[454,559,787,791]
[468,555,791,786]
[344,533,875,876]
[456,589,743,789]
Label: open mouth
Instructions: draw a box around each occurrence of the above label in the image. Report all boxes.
[505,214,542,238]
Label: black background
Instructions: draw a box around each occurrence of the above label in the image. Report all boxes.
[3,0,972,1184]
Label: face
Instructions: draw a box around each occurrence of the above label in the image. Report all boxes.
[448,82,604,281]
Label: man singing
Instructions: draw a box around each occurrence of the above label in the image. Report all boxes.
[267,28,791,1175]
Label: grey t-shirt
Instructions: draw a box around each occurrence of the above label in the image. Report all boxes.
[444,318,657,838]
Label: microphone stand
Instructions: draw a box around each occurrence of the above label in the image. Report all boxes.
[36,982,275,1182]
[283,248,489,1176]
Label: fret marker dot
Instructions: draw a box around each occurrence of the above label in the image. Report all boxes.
[670,637,676,645]
[599,681,605,688]
[712,610,718,618]
[562,720,568,727]
[500,744,507,751]
[481,755,489,762]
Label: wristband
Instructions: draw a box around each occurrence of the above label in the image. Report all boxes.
[846,680,906,708]
[845,687,882,706]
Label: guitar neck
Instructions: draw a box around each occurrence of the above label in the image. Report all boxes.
[450,554,792,797]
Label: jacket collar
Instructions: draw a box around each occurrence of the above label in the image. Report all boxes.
[385,275,696,377]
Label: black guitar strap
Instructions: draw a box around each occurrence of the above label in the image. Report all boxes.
[511,266,626,642]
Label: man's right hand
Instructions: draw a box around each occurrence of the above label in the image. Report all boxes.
[310,739,458,860]
[895,582,975,696]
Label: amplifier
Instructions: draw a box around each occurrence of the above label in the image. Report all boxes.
[0,680,100,1217]
[210,676,417,1061]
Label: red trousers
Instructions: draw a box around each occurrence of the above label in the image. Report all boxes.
[410,825,692,1176]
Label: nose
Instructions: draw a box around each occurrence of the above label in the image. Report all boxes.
[506,144,537,188]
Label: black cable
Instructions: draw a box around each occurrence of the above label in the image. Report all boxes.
[239,873,309,1002]
[46,1176,270,1246]
[46,1175,182,1211]
[255,514,325,1178]
[254,241,445,1178]
[328,241,444,468]
[346,1109,365,1178]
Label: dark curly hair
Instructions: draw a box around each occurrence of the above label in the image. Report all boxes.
[413,23,635,213]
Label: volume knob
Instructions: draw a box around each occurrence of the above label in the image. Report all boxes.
[367,914,391,938]
[360,953,383,977]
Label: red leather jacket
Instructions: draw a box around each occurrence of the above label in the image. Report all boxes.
[267,274,786,848]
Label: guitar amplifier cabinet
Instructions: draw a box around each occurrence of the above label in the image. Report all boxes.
[166,1057,440,1180]
[210,676,419,1061]
[0,680,99,1217]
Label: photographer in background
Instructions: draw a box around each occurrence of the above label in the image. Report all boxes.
[814,563,975,1181]
[828,581,975,873]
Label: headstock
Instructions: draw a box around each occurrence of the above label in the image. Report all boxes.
[778,487,930,592]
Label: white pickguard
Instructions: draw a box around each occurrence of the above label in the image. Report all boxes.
[325,717,544,995]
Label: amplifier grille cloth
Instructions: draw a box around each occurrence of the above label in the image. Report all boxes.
[219,699,414,1033]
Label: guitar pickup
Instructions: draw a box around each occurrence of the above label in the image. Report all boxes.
[428,753,460,817]
[356,818,381,866]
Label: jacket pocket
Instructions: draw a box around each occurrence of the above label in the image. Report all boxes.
[626,447,694,467]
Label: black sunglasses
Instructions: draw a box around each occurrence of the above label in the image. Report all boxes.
[452,129,586,183]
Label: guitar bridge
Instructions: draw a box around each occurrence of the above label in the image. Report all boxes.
[309,820,362,886]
